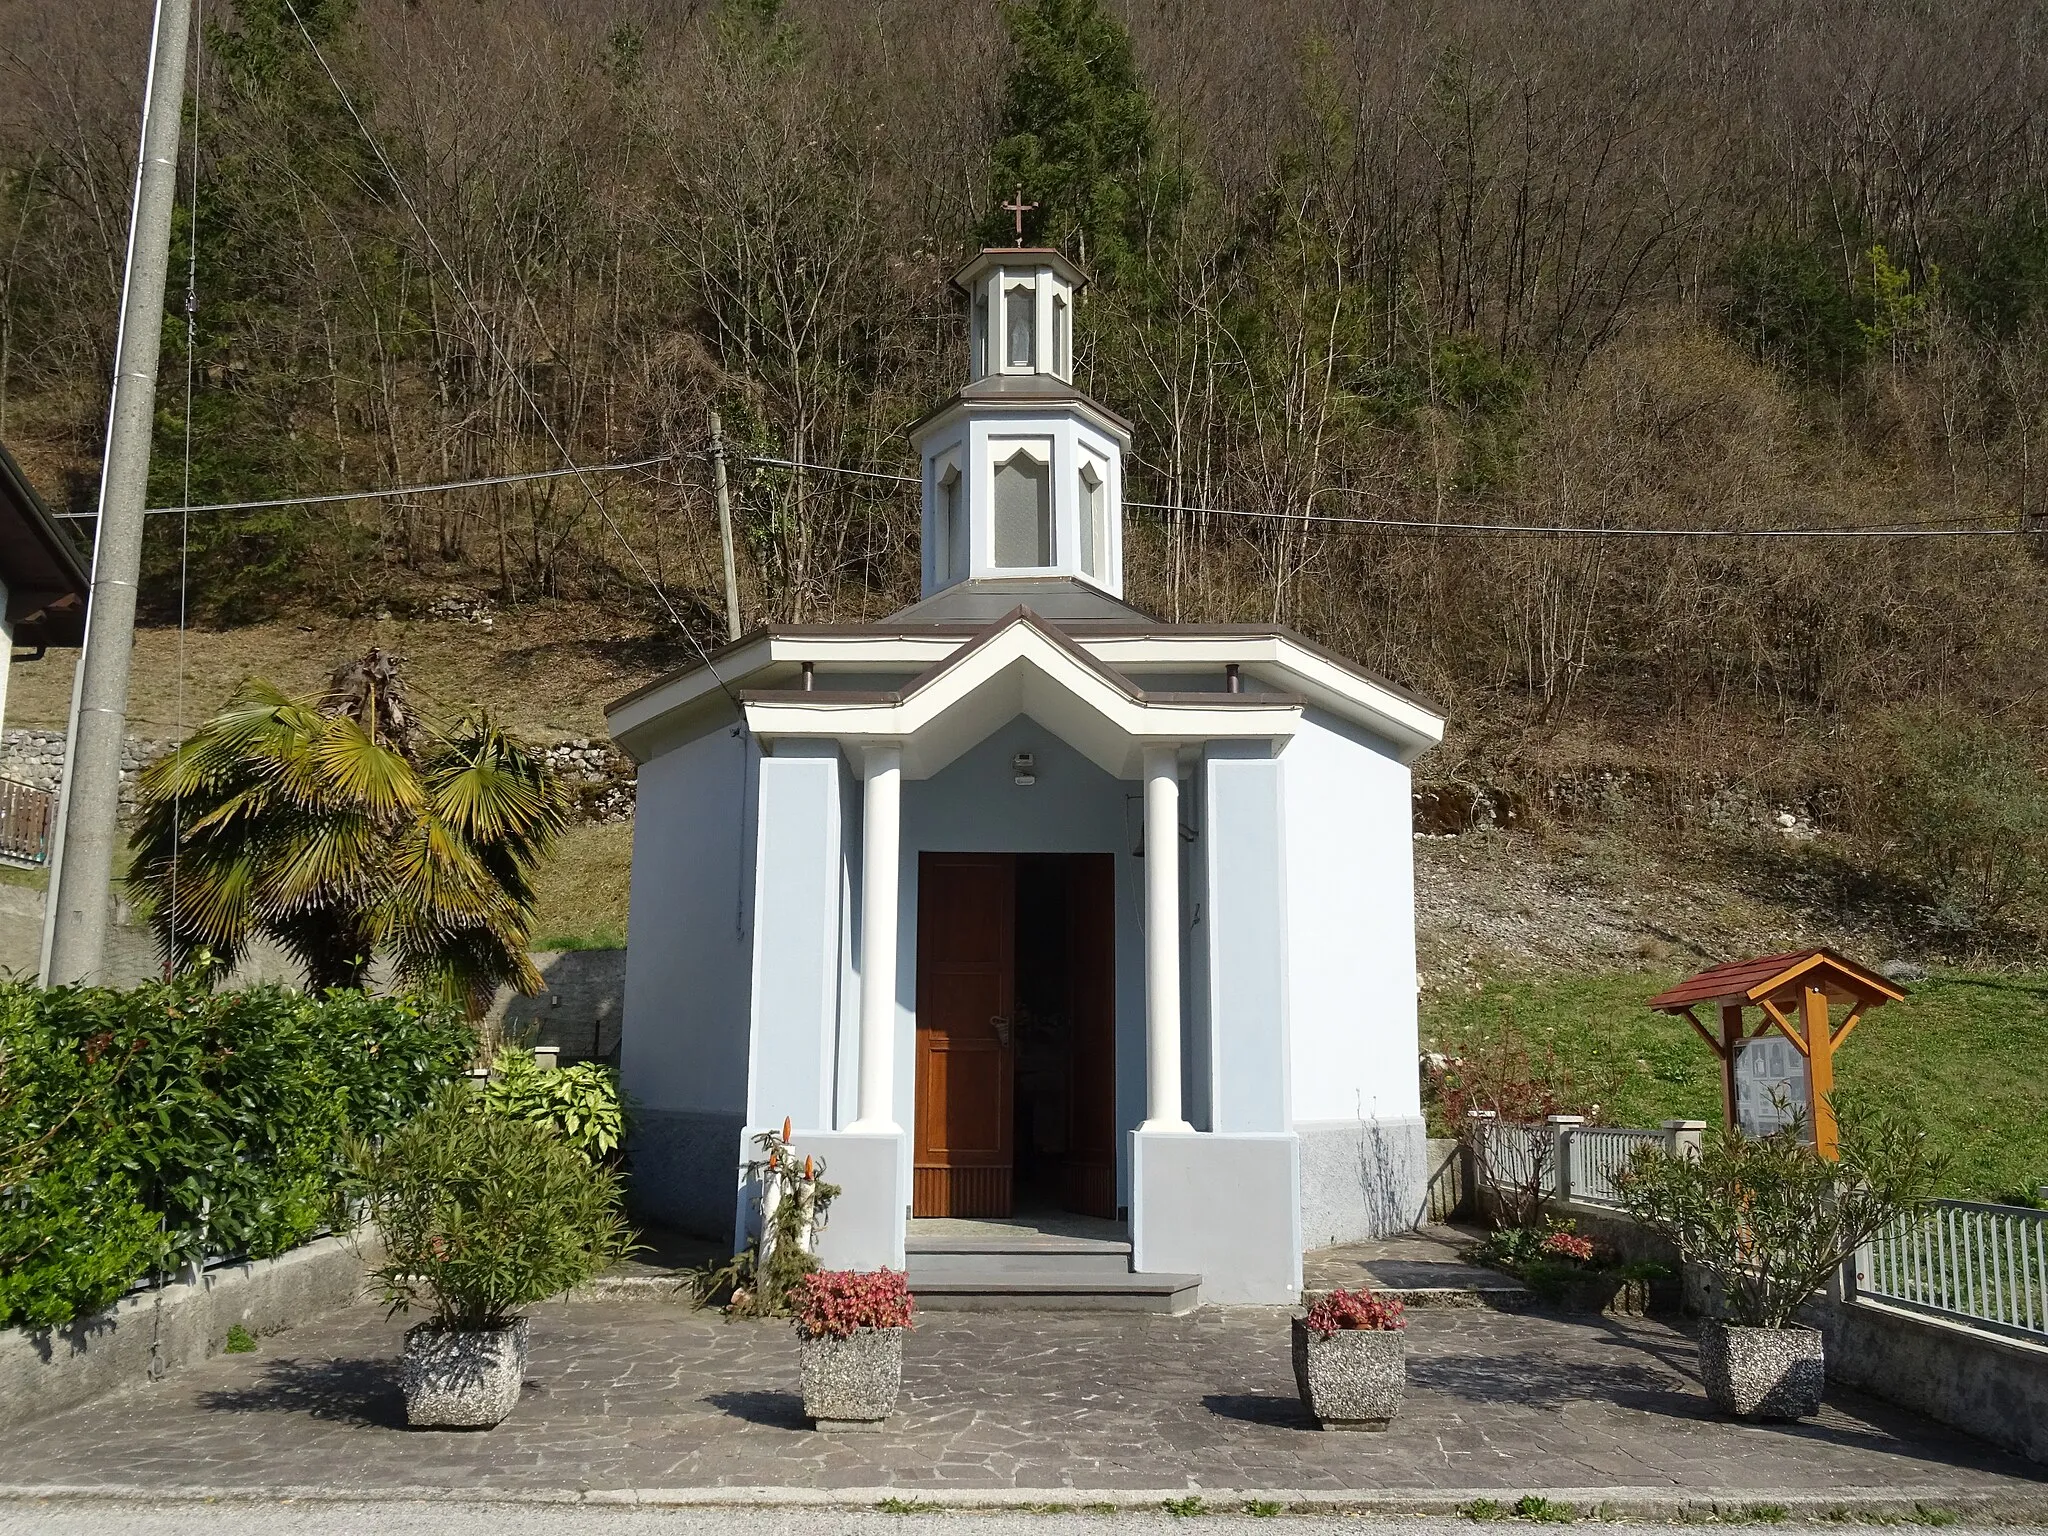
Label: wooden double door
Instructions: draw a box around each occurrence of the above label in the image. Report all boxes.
[912,852,1116,1220]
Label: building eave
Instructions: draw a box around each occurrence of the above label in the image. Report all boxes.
[607,616,1446,767]
[907,386,1134,447]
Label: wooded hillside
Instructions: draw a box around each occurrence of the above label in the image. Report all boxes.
[4,0,2047,944]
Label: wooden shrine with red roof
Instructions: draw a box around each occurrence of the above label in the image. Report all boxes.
[1647,949,1905,1159]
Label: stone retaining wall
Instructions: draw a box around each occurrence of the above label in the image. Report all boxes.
[0,726,638,824]
[0,726,173,809]
[0,1232,377,1432]
[1815,1296,2048,1467]
[1533,1191,2048,1468]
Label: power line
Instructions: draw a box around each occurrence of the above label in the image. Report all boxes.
[73,441,2031,543]
[52,453,682,519]
[276,0,742,708]
[1122,498,2025,539]
[744,454,919,486]
[744,451,2027,539]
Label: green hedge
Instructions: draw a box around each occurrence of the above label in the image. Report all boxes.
[0,981,475,1330]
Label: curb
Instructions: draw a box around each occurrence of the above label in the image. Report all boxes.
[2,1484,2045,1521]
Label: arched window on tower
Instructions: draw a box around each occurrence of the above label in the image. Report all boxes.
[972,292,990,378]
[1052,293,1068,377]
[939,463,966,580]
[1078,459,1105,578]
[1005,284,1036,369]
[993,446,1052,567]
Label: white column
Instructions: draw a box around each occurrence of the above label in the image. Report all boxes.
[1141,744,1192,1132]
[849,742,903,1133]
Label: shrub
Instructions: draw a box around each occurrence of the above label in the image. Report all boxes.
[1538,1230,1595,1263]
[0,981,474,1329]
[1617,1106,1947,1328]
[482,1049,626,1161]
[355,1084,634,1330]
[1427,1002,1593,1230]
[1301,1286,1405,1335]
[1848,709,2048,934]
[689,1125,841,1317]
[791,1268,915,1340]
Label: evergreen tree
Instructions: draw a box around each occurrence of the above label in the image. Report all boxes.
[987,0,1165,279]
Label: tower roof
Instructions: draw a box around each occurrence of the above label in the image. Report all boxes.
[907,373,1133,445]
[950,246,1088,295]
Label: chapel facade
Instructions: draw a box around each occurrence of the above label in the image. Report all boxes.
[606,247,1444,1305]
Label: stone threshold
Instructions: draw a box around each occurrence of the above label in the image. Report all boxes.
[5,1482,2045,1521]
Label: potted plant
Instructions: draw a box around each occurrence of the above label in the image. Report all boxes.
[1291,1287,1407,1430]
[1617,1107,1945,1421]
[792,1268,914,1430]
[353,1084,634,1428]
[1472,1221,1668,1315]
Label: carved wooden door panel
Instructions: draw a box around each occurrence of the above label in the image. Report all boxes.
[1063,853,1118,1218]
[913,853,1015,1217]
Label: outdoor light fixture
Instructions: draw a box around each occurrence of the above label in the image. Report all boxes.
[1012,751,1036,785]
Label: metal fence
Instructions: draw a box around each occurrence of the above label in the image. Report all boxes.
[0,775,53,866]
[1567,1126,1663,1208]
[1855,1198,2048,1341]
[1472,1120,1550,1193]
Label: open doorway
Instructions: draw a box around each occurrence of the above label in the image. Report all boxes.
[913,852,1117,1220]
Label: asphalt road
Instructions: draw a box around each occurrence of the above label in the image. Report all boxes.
[0,1507,2036,1536]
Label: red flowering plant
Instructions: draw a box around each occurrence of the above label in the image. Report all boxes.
[1301,1286,1406,1336]
[791,1268,916,1340]
[1538,1230,1597,1264]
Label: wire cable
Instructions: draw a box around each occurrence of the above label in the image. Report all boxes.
[168,0,203,967]
[49,453,682,519]
[742,450,2028,540]
[1122,498,2024,539]
[277,0,742,709]
[80,441,2032,543]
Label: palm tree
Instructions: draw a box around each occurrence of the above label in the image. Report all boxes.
[128,650,568,1012]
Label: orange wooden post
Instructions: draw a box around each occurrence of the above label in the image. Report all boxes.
[1718,1002,1744,1133]
[1801,983,1837,1160]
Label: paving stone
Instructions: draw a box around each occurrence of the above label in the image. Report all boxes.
[0,1300,2040,1498]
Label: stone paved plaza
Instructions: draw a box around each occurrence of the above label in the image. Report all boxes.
[3,1298,2043,1504]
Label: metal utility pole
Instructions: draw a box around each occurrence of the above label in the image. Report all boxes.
[708,407,742,642]
[42,0,195,986]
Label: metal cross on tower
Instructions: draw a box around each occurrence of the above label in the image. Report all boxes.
[1001,186,1038,246]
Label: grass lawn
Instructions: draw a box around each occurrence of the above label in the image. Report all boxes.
[530,821,632,951]
[1421,969,2048,1203]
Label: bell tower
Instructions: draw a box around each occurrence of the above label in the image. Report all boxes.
[911,246,1131,601]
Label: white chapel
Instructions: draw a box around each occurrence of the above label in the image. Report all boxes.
[606,246,1446,1305]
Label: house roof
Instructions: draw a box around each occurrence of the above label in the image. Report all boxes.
[606,600,1447,770]
[0,440,89,647]
[907,374,1135,444]
[949,246,1088,294]
[887,575,1154,626]
[1647,949,1906,1011]
[733,606,1307,781]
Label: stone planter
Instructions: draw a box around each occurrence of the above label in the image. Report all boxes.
[400,1317,529,1429]
[1697,1319,1825,1420]
[799,1325,904,1429]
[1291,1317,1406,1430]
[1527,1270,1653,1317]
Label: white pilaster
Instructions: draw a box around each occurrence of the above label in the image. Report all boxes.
[1141,743,1192,1132]
[849,742,903,1133]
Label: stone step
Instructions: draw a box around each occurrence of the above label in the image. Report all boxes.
[1374,1281,1534,1310]
[907,1243,1134,1281]
[910,1267,1202,1315]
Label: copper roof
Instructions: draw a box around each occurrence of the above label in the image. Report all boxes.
[1647,949,1905,1011]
